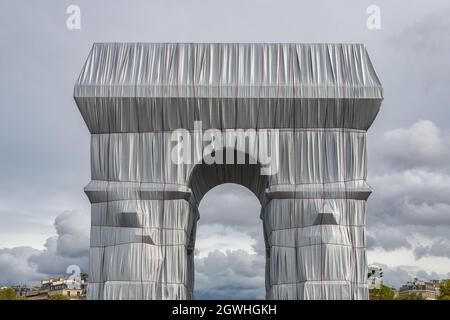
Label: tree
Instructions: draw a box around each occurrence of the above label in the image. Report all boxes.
[369,284,395,300]
[438,280,450,300]
[398,293,425,300]
[50,294,70,300]
[0,288,17,300]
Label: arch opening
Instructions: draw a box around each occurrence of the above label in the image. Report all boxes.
[193,183,265,299]
[187,149,269,299]
[187,148,269,207]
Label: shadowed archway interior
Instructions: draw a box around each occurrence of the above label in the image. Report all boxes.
[74,43,383,300]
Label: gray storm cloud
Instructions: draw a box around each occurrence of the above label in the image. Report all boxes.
[367,120,450,257]
[54,210,90,258]
[194,249,265,299]
[0,247,44,286]
[0,211,89,285]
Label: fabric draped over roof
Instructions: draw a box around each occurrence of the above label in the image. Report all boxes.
[74,43,383,133]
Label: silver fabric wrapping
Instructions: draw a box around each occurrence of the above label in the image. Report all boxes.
[74,43,383,300]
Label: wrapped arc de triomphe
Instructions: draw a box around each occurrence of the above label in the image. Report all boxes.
[73,43,383,300]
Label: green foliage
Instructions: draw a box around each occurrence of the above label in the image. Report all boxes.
[50,293,70,300]
[398,293,426,300]
[369,284,395,300]
[438,280,450,300]
[0,288,17,300]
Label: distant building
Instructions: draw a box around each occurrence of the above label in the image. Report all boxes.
[1,273,88,300]
[11,285,40,298]
[43,278,82,299]
[398,278,444,300]
[24,273,88,300]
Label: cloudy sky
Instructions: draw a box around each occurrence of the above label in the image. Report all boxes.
[1,0,450,298]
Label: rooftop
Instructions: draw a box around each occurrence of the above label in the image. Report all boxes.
[75,43,383,100]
